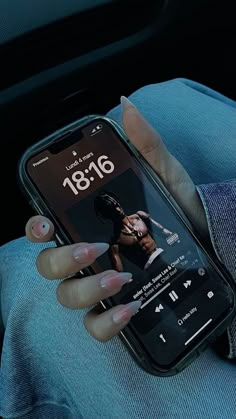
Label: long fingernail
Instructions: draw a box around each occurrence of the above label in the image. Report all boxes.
[31,221,50,238]
[120,96,135,111]
[112,301,141,325]
[73,243,109,263]
[100,272,133,290]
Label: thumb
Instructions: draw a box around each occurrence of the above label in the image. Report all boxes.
[121,96,171,182]
[121,95,187,200]
[121,96,208,236]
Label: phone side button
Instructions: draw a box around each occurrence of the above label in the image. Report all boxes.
[55,233,65,247]
[29,199,44,215]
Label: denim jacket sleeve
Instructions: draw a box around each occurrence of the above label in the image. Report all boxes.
[197,180,236,359]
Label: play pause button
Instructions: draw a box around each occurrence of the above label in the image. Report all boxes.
[169,290,179,302]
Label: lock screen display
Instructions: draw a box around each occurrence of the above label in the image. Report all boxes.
[27,119,234,368]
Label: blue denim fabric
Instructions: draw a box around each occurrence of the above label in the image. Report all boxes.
[197,181,236,358]
[1,79,236,418]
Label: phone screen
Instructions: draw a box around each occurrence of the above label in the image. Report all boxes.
[26,118,234,369]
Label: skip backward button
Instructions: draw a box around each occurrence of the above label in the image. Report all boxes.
[155,304,164,313]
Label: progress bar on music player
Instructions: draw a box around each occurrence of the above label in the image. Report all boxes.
[184,318,212,346]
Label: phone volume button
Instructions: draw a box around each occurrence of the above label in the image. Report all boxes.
[55,233,65,246]
[30,199,44,215]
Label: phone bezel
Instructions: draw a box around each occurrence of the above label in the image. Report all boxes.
[18,115,236,376]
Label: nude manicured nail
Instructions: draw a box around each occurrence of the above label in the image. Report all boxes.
[120,96,135,110]
[31,221,50,238]
[100,272,133,289]
[112,301,142,325]
[73,243,109,263]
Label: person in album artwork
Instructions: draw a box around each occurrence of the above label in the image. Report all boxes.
[94,191,178,274]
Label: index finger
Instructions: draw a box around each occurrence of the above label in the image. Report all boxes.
[25,216,55,243]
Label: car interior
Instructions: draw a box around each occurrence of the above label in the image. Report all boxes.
[0,0,235,247]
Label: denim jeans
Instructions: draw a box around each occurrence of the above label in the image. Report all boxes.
[1,79,236,418]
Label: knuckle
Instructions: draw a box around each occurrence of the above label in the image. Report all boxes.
[72,282,92,310]
[48,253,62,278]
[36,249,61,279]
[83,318,109,343]
[36,251,48,278]
[36,256,43,276]
[92,331,109,343]
[74,291,87,309]
[57,282,86,309]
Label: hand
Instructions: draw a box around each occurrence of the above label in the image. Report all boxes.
[26,216,139,342]
[25,98,208,343]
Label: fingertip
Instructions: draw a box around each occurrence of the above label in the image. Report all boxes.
[120,95,148,136]
[121,96,139,129]
[120,95,136,111]
[120,96,167,170]
[25,216,55,242]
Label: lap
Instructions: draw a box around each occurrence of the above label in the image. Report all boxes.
[1,238,236,418]
[1,79,236,418]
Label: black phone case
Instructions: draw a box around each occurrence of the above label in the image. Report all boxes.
[17,115,236,376]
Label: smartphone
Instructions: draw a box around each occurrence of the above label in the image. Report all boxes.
[18,115,236,376]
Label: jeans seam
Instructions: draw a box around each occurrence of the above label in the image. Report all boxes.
[0,399,78,419]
